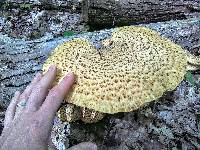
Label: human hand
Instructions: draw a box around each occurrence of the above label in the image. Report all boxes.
[0,65,97,150]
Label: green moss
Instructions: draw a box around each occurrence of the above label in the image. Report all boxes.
[185,71,197,87]
[19,3,32,10]
[1,2,11,9]
[63,31,75,37]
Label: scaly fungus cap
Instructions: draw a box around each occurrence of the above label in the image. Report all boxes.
[43,26,188,114]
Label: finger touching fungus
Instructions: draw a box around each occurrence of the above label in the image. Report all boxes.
[43,26,200,123]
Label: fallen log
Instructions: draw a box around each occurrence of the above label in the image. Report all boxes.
[87,0,200,28]
[1,0,200,27]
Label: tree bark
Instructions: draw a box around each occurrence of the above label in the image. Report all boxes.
[1,0,200,27]
[0,17,199,108]
[88,0,200,28]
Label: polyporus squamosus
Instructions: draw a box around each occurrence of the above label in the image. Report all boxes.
[43,26,200,123]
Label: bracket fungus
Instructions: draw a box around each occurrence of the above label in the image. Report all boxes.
[43,26,200,123]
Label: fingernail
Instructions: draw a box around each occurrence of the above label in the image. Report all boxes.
[60,73,74,83]
[33,72,42,80]
[65,72,74,79]
[49,65,56,71]
[36,72,42,78]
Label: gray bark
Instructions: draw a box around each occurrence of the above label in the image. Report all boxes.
[1,0,81,8]
[0,17,200,108]
[88,0,200,27]
[1,0,200,26]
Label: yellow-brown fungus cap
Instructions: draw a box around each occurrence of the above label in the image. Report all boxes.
[43,26,188,114]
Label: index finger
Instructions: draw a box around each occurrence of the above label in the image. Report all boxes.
[39,73,75,121]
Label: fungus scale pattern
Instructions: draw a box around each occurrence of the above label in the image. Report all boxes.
[43,26,188,114]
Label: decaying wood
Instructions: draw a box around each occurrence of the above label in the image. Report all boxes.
[1,0,200,27]
[0,17,199,108]
[88,0,200,27]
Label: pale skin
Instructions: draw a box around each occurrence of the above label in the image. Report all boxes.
[0,65,97,150]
